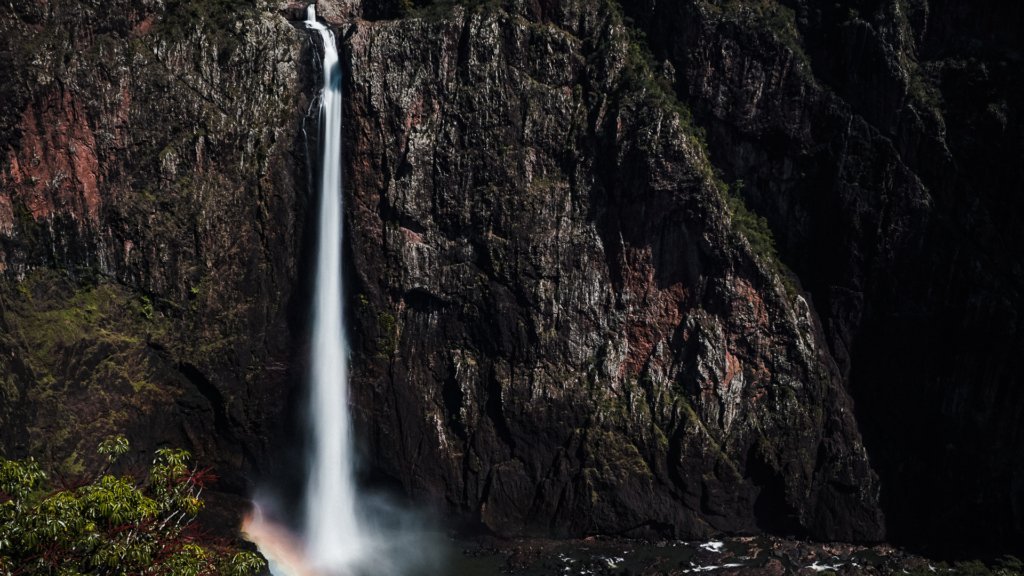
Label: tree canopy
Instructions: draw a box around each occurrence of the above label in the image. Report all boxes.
[0,436,265,575]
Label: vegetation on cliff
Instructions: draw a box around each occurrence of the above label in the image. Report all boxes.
[0,0,303,518]
[0,436,264,575]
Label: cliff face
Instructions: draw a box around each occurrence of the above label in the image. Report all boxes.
[0,0,309,504]
[0,0,1020,554]
[336,0,882,541]
[617,0,1024,553]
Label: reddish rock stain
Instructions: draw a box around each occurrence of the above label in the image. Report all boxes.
[3,90,102,226]
[619,246,687,378]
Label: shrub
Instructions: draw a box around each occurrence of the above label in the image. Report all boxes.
[0,437,265,575]
[722,180,797,295]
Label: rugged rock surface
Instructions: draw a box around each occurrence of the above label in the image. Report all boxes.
[338,0,881,542]
[618,0,1024,554]
[0,0,310,510]
[1,0,1021,556]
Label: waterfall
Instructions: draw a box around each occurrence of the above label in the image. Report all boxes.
[303,4,363,571]
[242,7,439,575]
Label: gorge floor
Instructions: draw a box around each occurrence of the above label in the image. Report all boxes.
[439,535,963,576]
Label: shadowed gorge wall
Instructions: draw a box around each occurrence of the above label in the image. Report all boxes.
[615,0,1024,555]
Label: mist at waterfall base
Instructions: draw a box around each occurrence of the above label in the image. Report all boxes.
[244,6,443,575]
[245,492,444,576]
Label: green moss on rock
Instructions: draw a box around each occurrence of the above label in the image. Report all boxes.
[0,270,178,474]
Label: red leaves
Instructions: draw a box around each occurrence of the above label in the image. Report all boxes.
[188,466,219,489]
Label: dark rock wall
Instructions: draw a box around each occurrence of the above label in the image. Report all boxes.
[0,0,310,508]
[619,0,1024,554]
[338,0,880,541]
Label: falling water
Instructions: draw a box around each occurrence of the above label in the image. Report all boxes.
[242,7,442,575]
[303,4,363,571]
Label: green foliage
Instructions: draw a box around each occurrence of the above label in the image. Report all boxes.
[723,181,778,262]
[0,438,265,575]
[0,271,177,470]
[0,458,45,502]
[999,557,1024,574]
[907,67,943,113]
[722,181,796,295]
[139,295,155,320]
[97,435,130,464]
[605,2,709,155]
[619,25,701,134]
[376,312,399,358]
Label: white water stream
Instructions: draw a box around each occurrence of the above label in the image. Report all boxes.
[247,8,438,576]
[303,4,363,572]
